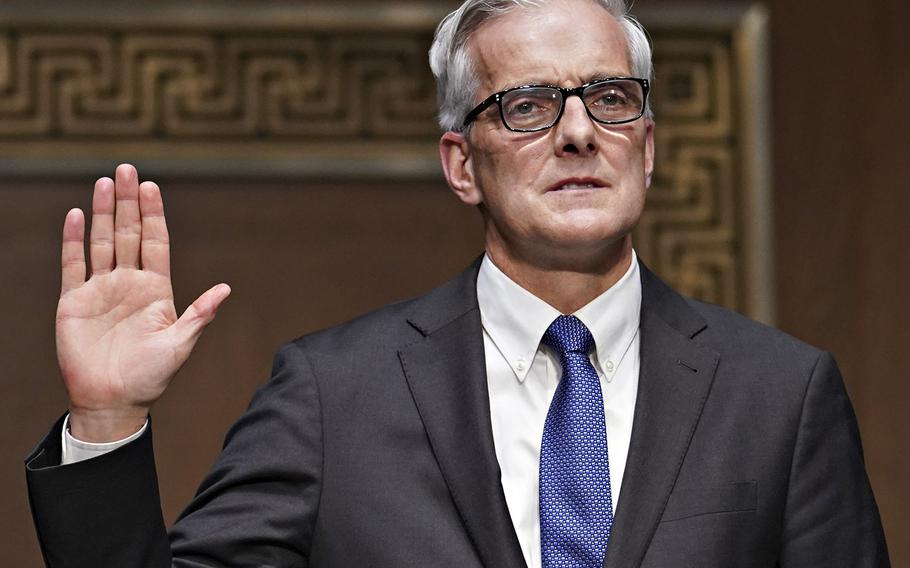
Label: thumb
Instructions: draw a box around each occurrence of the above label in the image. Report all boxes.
[175,283,232,342]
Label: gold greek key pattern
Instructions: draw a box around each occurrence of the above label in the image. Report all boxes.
[0,31,437,139]
[635,35,741,310]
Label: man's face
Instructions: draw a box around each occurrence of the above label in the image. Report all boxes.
[441,0,654,271]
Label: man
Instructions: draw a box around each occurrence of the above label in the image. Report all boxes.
[25,0,889,566]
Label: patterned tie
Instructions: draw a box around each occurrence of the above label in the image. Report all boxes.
[539,315,613,568]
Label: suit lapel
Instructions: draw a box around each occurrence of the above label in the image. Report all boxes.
[604,264,720,568]
[396,259,719,568]
[398,259,527,568]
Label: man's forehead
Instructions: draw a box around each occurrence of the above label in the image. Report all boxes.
[468,1,630,93]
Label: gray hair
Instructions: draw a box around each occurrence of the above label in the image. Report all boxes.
[428,0,654,132]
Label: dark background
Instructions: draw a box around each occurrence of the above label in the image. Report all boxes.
[1,0,907,565]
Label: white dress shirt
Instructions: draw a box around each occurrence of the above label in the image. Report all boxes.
[60,414,146,465]
[63,253,642,568]
[477,253,641,568]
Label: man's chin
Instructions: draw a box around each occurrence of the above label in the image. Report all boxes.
[518,234,634,272]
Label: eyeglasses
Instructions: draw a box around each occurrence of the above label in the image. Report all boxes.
[460,77,649,133]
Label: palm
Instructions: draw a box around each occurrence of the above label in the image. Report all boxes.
[58,268,180,409]
[57,164,229,439]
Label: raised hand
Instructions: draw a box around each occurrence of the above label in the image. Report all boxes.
[56,164,231,442]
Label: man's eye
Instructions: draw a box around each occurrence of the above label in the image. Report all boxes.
[596,90,628,107]
[508,101,542,115]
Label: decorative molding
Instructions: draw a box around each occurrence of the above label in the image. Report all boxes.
[636,5,774,322]
[0,2,444,178]
[0,2,773,321]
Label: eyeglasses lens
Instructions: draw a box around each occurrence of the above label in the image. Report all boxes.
[500,89,562,131]
[583,80,644,123]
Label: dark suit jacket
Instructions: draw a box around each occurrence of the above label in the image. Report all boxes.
[26,259,889,567]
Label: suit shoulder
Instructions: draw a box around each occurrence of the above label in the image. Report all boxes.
[255,296,425,393]
[281,258,482,358]
[685,297,828,371]
[282,295,422,358]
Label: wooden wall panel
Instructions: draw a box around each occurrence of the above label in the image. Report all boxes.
[766,0,910,562]
[0,1,773,318]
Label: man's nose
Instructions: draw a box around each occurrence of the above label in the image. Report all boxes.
[554,96,597,156]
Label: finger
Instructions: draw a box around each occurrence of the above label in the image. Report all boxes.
[113,163,141,269]
[139,181,170,277]
[89,177,115,275]
[61,208,86,295]
[174,283,232,342]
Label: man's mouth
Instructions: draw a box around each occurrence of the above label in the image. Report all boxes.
[548,178,608,192]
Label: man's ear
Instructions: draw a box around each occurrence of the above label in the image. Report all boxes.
[439,131,483,205]
[644,118,655,188]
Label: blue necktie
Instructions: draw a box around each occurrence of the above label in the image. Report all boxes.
[539,315,613,568]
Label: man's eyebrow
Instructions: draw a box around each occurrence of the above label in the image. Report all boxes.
[497,72,633,91]
[583,71,632,82]
[498,79,554,90]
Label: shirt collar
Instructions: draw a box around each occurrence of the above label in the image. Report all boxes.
[477,251,642,383]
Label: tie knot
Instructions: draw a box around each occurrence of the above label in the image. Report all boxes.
[541,315,594,357]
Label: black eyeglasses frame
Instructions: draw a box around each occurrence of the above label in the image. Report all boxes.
[460,77,650,133]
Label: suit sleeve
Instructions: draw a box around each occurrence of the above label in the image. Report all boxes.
[24,341,323,568]
[25,414,172,568]
[168,341,323,566]
[779,352,890,567]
